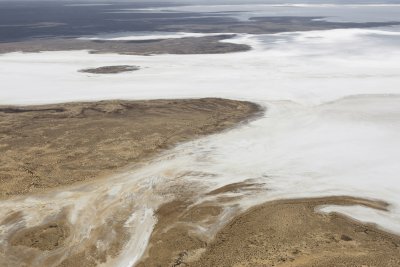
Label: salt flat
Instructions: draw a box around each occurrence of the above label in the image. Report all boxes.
[1,28,399,105]
[1,18,400,267]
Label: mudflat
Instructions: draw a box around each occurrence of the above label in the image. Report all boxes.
[139,196,400,267]
[0,35,250,55]
[0,98,260,198]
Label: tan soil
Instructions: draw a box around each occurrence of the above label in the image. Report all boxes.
[10,221,70,251]
[0,98,261,199]
[138,196,400,267]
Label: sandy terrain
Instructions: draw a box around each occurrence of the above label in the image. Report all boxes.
[0,98,260,198]
[1,86,399,267]
[139,196,400,267]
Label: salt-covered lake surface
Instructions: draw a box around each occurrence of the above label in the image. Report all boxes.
[1,2,400,266]
[2,28,400,105]
[1,27,400,265]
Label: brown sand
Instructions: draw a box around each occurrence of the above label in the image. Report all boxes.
[138,196,400,267]
[0,98,261,198]
[10,221,70,251]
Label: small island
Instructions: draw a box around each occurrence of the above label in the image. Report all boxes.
[79,65,139,74]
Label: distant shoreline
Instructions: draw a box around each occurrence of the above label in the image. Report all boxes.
[0,35,251,55]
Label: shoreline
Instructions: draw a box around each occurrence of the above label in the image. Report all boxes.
[0,98,262,199]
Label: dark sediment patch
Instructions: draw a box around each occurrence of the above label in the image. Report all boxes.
[79,65,140,74]
[206,181,263,195]
[0,35,250,55]
[160,16,400,35]
[0,107,65,113]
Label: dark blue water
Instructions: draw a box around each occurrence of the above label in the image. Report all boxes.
[1,0,399,42]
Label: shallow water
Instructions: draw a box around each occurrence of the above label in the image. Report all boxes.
[1,13,400,267]
[122,2,400,23]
